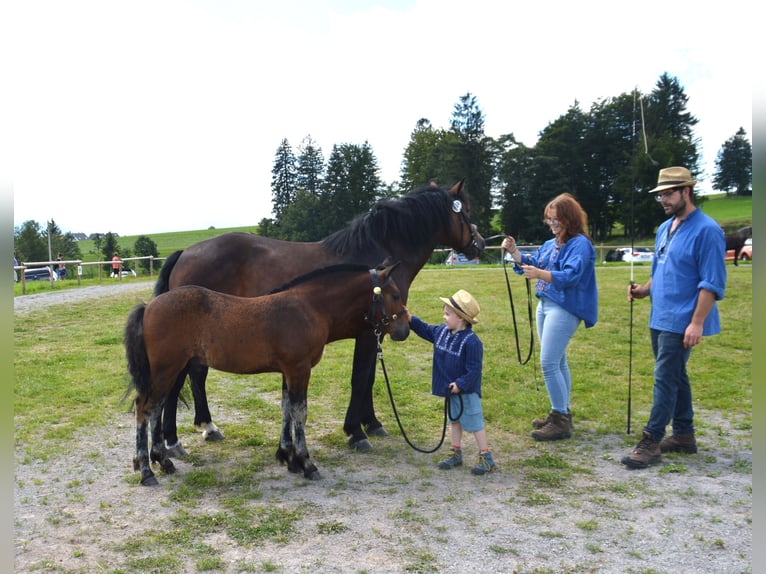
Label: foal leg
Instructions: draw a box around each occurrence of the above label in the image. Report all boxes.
[150,406,176,475]
[276,375,296,467]
[287,376,320,480]
[133,396,158,486]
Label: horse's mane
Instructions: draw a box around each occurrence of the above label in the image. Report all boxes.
[269,263,371,294]
[320,184,457,257]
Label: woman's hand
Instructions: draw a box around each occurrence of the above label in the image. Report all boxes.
[501,236,516,253]
[520,264,539,279]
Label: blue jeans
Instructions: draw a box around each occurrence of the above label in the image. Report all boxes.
[536,298,581,414]
[644,329,694,441]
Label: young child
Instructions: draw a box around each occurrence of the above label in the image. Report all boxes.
[408,289,494,475]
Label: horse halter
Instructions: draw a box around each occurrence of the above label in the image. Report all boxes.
[365,268,402,335]
[452,195,480,254]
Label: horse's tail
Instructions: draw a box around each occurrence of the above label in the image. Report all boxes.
[153,250,183,297]
[124,303,151,397]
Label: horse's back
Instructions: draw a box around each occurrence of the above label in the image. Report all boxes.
[146,285,326,374]
[168,232,337,297]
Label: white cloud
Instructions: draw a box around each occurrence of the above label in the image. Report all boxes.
[4,0,753,236]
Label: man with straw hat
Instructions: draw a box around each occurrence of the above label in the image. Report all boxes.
[408,289,495,475]
[622,166,727,469]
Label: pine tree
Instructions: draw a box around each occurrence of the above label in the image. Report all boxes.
[448,93,495,234]
[296,135,325,196]
[713,127,752,196]
[271,138,297,221]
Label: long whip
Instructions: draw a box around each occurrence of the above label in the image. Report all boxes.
[626,89,638,435]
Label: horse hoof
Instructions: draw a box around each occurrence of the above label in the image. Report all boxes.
[160,459,176,474]
[365,425,388,438]
[203,429,225,442]
[141,472,159,486]
[305,469,322,480]
[165,442,189,458]
[348,437,373,451]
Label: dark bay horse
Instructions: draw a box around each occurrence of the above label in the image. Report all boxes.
[153,180,485,450]
[725,225,752,266]
[126,262,410,485]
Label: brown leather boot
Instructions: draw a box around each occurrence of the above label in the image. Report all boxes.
[660,433,697,454]
[532,411,573,432]
[621,431,661,469]
[530,411,571,441]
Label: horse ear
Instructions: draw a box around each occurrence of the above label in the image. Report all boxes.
[378,255,394,269]
[447,179,465,197]
[381,260,401,276]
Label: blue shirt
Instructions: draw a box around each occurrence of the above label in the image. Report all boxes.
[515,234,598,328]
[410,316,483,397]
[649,208,726,336]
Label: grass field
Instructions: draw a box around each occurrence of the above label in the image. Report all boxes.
[14,265,751,461]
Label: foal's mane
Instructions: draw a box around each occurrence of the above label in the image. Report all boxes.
[321,184,458,258]
[269,263,371,295]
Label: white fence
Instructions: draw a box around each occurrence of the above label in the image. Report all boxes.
[14,255,165,295]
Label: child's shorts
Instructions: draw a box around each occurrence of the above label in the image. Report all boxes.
[448,392,485,433]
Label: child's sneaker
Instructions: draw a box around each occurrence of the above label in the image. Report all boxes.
[437,448,463,469]
[471,452,495,475]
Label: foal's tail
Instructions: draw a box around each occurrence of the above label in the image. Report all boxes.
[124,303,151,397]
[153,250,183,297]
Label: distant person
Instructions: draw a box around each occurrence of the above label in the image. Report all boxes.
[111,252,120,278]
[408,289,495,476]
[622,166,727,469]
[56,253,66,279]
[13,251,18,282]
[502,193,598,442]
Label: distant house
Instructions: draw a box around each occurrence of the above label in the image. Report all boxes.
[72,233,88,241]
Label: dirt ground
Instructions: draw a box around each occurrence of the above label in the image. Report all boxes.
[14,284,752,573]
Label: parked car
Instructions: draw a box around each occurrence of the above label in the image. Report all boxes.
[604,247,654,263]
[112,268,137,277]
[726,237,752,262]
[445,250,480,265]
[604,249,623,263]
[23,266,58,281]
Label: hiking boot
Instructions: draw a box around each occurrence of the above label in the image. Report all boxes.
[660,433,698,454]
[621,431,662,469]
[471,452,495,475]
[532,411,573,432]
[437,448,463,469]
[530,411,571,441]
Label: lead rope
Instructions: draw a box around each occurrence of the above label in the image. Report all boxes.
[375,333,463,454]
[501,255,536,367]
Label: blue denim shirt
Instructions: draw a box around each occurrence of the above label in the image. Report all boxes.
[649,208,727,336]
[410,316,483,397]
[515,233,598,328]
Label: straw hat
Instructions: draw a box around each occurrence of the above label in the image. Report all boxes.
[648,166,697,193]
[439,289,480,324]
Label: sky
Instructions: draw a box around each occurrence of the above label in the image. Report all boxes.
[3,0,754,237]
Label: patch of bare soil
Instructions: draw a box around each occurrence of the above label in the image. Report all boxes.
[14,412,751,573]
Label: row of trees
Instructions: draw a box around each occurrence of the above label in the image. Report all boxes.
[13,221,159,274]
[266,73,751,244]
